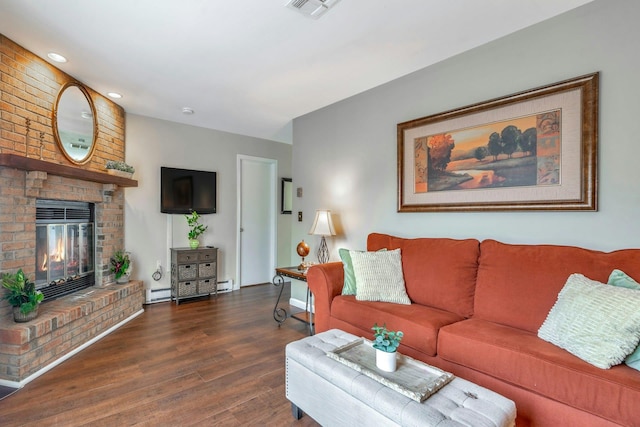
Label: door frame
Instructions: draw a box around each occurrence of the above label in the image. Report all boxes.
[235,155,278,289]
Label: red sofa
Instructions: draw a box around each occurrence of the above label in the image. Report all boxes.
[306,233,640,426]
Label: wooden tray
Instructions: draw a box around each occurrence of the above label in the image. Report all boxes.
[327,339,454,402]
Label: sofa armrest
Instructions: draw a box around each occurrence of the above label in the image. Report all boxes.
[307,262,344,333]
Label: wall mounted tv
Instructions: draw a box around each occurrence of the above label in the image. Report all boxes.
[161,167,217,214]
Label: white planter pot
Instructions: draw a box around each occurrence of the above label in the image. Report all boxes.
[376,348,397,372]
[116,260,133,284]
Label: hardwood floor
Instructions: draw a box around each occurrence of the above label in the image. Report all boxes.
[0,284,320,426]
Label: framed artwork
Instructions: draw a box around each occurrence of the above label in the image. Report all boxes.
[397,73,598,212]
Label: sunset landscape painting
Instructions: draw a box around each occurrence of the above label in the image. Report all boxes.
[414,110,561,193]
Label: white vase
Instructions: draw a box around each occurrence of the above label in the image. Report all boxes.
[376,348,397,372]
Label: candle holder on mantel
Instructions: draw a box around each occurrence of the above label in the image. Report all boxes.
[39,131,45,160]
[24,118,31,155]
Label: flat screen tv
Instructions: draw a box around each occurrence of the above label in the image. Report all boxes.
[161,167,217,214]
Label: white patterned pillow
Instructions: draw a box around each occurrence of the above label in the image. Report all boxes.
[538,273,640,369]
[351,248,410,305]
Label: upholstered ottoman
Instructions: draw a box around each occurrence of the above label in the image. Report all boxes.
[285,329,516,427]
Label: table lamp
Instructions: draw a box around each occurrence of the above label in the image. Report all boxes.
[309,209,336,264]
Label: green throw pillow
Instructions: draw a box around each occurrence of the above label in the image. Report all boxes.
[339,248,357,295]
[608,269,640,370]
[608,269,640,290]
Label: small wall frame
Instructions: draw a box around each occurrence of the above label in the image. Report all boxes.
[281,178,292,214]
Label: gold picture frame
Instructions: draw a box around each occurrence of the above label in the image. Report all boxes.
[397,73,598,212]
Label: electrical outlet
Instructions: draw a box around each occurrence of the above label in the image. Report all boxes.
[298,211,303,222]
[297,187,303,197]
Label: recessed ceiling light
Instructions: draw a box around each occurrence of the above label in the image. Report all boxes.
[182,107,195,115]
[107,92,122,99]
[47,52,67,63]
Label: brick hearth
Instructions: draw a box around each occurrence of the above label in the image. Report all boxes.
[0,280,144,384]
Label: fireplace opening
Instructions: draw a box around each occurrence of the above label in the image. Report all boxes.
[35,199,95,301]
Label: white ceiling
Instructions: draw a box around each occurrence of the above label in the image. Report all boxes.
[0,0,594,144]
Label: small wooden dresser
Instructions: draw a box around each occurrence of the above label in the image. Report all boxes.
[170,247,218,304]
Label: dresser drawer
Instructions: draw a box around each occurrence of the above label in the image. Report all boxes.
[178,264,197,280]
[178,280,197,296]
[198,250,216,261]
[176,251,198,263]
[198,262,216,278]
[198,278,216,294]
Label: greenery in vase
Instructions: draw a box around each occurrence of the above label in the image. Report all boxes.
[185,210,208,240]
[110,250,131,280]
[1,269,43,314]
[372,323,404,353]
[105,160,135,173]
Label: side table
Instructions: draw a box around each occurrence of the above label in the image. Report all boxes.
[273,266,314,335]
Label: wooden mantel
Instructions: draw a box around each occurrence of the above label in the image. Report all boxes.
[0,153,138,187]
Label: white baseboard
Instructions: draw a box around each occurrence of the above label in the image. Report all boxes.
[145,288,171,303]
[144,279,235,304]
[217,279,233,293]
[290,297,315,313]
[0,308,145,389]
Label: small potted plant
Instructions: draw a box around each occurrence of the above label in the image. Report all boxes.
[372,323,404,372]
[2,269,44,322]
[110,250,132,284]
[105,160,135,178]
[185,210,208,249]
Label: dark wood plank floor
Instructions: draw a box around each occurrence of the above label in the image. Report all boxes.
[0,284,321,426]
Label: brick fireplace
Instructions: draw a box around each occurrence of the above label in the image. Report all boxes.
[0,35,145,385]
[0,160,145,385]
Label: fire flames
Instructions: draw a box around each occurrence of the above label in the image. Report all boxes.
[39,236,65,272]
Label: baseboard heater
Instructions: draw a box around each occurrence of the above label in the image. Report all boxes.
[144,279,234,304]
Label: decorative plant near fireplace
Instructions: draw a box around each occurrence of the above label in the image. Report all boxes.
[110,250,132,284]
[2,269,44,322]
[105,160,135,178]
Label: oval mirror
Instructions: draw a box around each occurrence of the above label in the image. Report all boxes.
[52,82,98,165]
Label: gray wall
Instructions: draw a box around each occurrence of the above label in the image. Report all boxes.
[124,114,292,291]
[292,0,640,260]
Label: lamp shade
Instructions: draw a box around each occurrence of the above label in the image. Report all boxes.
[309,210,336,236]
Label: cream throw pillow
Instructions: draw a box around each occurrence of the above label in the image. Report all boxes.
[538,273,640,369]
[351,248,410,305]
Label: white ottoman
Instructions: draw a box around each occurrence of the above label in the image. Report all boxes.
[286,329,516,427]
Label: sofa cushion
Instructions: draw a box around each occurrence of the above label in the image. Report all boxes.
[438,319,640,426]
[367,233,479,318]
[351,248,411,305]
[474,239,640,333]
[331,295,464,356]
[538,273,640,369]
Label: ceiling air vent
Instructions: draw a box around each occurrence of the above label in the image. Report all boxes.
[286,0,340,19]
